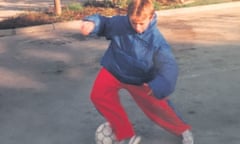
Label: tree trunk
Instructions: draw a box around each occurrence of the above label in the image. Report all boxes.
[54,0,62,16]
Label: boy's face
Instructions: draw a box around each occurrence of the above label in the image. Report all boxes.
[129,15,153,34]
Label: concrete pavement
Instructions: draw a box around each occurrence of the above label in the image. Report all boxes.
[0,1,240,144]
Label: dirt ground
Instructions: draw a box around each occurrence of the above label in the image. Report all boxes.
[0,2,240,144]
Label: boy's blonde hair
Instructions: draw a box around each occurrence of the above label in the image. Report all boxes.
[127,0,155,21]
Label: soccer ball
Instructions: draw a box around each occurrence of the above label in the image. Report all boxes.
[95,122,118,144]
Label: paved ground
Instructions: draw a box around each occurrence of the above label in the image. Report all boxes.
[0,1,240,144]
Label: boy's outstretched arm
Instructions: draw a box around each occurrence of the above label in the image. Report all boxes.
[79,20,95,36]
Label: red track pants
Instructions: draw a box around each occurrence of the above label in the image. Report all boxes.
[90,68,191,141]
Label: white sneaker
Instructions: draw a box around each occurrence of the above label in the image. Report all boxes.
[182,130,194,144]
[119,135,141,144]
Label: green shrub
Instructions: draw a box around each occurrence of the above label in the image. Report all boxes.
[114,0,130,8]
[154,1,162,10]
[67,2,84,11]
[84,1,115,8]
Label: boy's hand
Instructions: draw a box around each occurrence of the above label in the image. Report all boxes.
[143,83,153,96]
[79,20,95,36]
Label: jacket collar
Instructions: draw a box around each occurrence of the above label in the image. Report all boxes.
[127,13,157,35]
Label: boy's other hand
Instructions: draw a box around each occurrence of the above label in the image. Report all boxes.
[79,20,95,36]
[143,83,153,96]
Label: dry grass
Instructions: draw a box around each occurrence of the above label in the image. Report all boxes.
[0,7,126,29]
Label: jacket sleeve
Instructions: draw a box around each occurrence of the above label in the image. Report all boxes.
[83,14,111,37]
[148,47,178,99]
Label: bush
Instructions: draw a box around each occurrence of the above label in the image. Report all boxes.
[154,1,162,10]
[83,1,115,8]
[113,0,130,8]
[67,2,84,11]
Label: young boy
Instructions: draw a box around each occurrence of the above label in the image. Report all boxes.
[79,0,194,144]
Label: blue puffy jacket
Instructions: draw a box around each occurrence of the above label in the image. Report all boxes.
[84,14,178,99]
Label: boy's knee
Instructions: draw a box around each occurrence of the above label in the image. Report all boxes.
[90,89,104,105]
